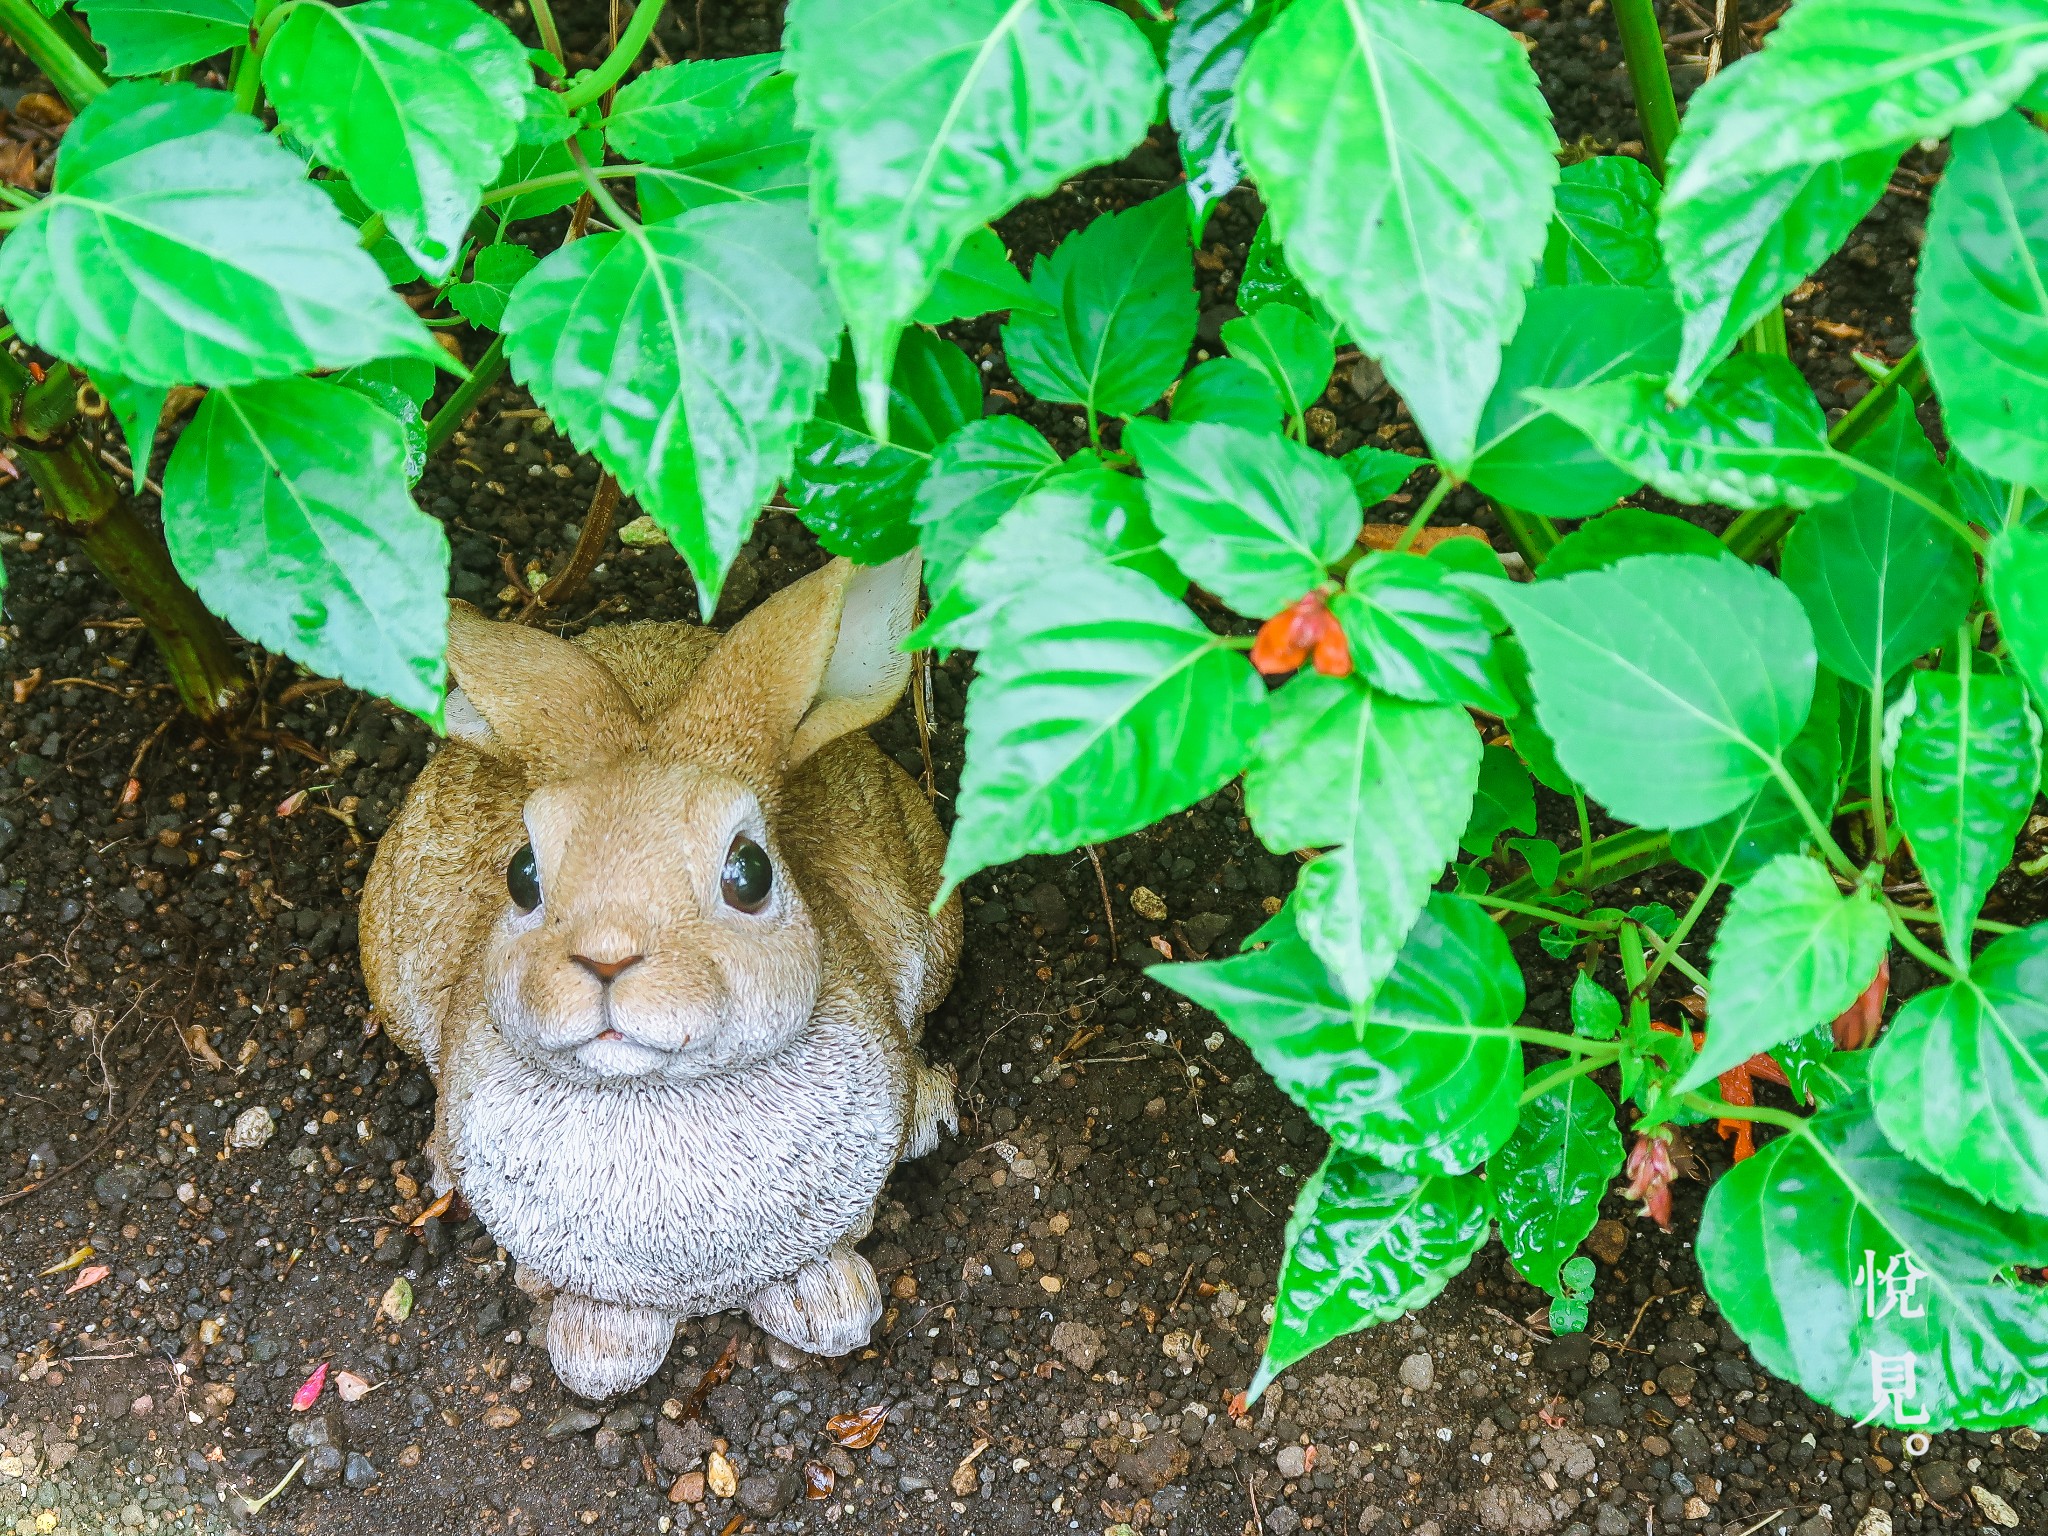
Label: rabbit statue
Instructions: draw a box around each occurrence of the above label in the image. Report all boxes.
[360,552,961,1399]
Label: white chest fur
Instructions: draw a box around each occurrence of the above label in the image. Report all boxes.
[445,1014,905,1314]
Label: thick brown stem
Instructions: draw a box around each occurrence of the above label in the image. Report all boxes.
[529,473,620,616]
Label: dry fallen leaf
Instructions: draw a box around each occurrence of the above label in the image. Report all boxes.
[705,1449,737,1500]
[950,1440,989,1497]
[333,1370,374,1403]
[291,1363,327,1412]
[409,1188,454,1229]
[803,1461,835,1499]
[826,1403,889,1449]
[65,1264,110,1295]
[181,1025,225,1070]
[378,1276,414,1323]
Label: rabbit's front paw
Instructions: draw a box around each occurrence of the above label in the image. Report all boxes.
[546,1291,678,1400]
[905,1062,957,1159]
[746,1246,882,1358]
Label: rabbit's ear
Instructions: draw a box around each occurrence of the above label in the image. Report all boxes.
[445,602,644,777]
[665,552,920,772]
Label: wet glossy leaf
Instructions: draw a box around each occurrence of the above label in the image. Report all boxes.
[162,378,449,722]
[1166,0,1276,228]
[1872,923,2048,1215]
[827,1403,889,1449]
[502,202,839,616]
[1340,446,1422,510]
[1460,743,1536,859]
[1526,353,1852,514]
[1919,111,2048,493]
[1334,553,1511,713]
[911,417,1065,596]
[93,371,168,491]
[1679,854,1891,1091]
[79,0,251,75]
[1541,506,1729,578]
[1889,670,2042,959]
[1467,284,1682,521]
[1673,676,1843,883]
[607,53,782,162]
[1245,675,1480,1000]
[1169,357,1285,430]
[1780,391,1978,690]
[1004,194,1197,421]
[1126,418,1356,617]
[1990,521,2048,720]
[264,0,529,277]
[787,0,1160,423]
[1234,0,1556,473]
[786,330,982,564]
[627,66,811,222]
[1487,554,1816,828]
[940,564,1265,895]
[1221,304,1333,425]
[913,227,1049,325]
[1699,1093,2048,1430]
[1238,214,1324,322]
[1662,146,1900,398]
[334,375,428,487]
[0,82,441,387]
[1493,1075,1623,1295]
[335,355,437,408]
[1540,156,1663,288]
[447,242,540,332]
[1251,1147,1491,1398]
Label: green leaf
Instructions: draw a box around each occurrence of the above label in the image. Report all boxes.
[1245,674,1480,1000]
[1672,675,1843,883]
[1238,214,1327,324]
[1169,356,1285,430]
[335,355,437,408]
[1540,155,1663,288]
[1154,892,1521,1171]
[940,564,1265,894]
[1678,854,1890,1091]
[1872,923,2048,1215]
[1492,1075,1624,1295]
[1003,194,1197,421]
[606,52,783,161]
[1662,146,1901,398]
[1919,110,2048,493]
[161,378,449,721]
[0,82,441,388]
[1781,391,1978,703]
[78,0,252,75]
[486,120,603,225]
[1530,352,1852,513]
[629,69,811,222]
[1252,1147,1491,1398]
[447,243,540,332]
[264,0,529,277]
[1664,0,2048,195]
[911,416,1065,596]
[1699,1093,2048,1430]
[91,372,167,491]
[1340,445,1422,510]
[1572,971,1621,1040]
[1125,418,1356,617]
[1990,520,2048,721]
[1950,447,2048,534]
[1467,284,1682,521]
[910,469,1179,653]
[1506,836,1561,889]
[913,227,1050,325]
[1542,506,1730,579]
[317,176,425,286]
[1165,0,1276,229]
[335,374,428,487]
[1889,669,2042,959]
[502,202,840,617]
[787,0,1161,425]
[1335,553,1512,713]
[786,330,982,564]
[1221,303,1333,425]
[1234,0,1557,472]
[1486,554,1817,828]
[1496,638,1575,796]
[1460,743,1536,858]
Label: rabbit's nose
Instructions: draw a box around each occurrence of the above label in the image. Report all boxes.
[572,952,643,985]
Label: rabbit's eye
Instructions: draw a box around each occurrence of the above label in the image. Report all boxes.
[721,837,772,912]
[506,843,541,911]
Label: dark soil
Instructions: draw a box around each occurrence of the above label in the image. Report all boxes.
[0,4,2042,1536]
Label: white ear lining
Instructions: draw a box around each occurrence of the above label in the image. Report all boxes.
[817,551,919,715]
[444,685,494,746]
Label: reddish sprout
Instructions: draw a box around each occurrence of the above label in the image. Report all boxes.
[1252,591,1351,678]
[1624,1129,1676,1231]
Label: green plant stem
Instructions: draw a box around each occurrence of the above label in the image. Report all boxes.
[566,137,636,228]
[229,0,285,114]
[1643,864,1723,990]
[0,184,36,210]
[356,212,387,251]
[1890,904,2021,935]
[1522,1053,1616,1104]
[1509,1028,1622,1059]
[1885,902,1964,982]
[1739,304,1789,359]
[1572,787,1593,882]
[529,0,565,66]
[1390,472,1455,554]
[559,0,664,112]
[0,0,108,109]
[1866,677,1890,862]
[423,335,508,455]
[251,0,305,57]
[1481,896,1615,931]
[1610,0,1681,176]
[1493,502,1561,569]
[478,163,645,211]
[1489,827,1673,936]
[1618,921,1651,1030]
[1629,918,1712,993]
[1762,753,1856,877]
[1681,1092,1808,1133]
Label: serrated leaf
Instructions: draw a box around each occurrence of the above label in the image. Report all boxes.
[1542,506,1730,578]
[1493,1075,1623,1295]
[0,81,441,387]
[1540,155,1663,288]
[1889,669,2042,960]
[913,227,1049,325]
[1166,0,1276,229]
[485,120,602,225]
[1919,110,2048,493]
[1673,675,1843,883]
[1169,356,1285,430]
[786,329,982,564]
[264,0,529,277]
[940,564,1265,895]
[501,201,839,617]
[78,0,252,75]
[1125,418,1356,617]
[1003,194,1197,422]
[161,378,448,721]
[1496,637,1575,796]
[1151,892,1522,1172]
[1221,303,1333,425]
[1679,854,1890,1091]
[626,66,811,222]
[1335,553,1511,713]
[911,416,1065,596]
[1699,1093,2048,1430]
[606,53,782,161]
[1461,743,1536,859]
[447,242,540,332]
[787,0,1161,425]
[1468,284,1682,521]
[1339,445,1422,511]
[1872,923,2048,1215]
[1234,0,1557,472]
[1250,1147,1490,1399]
[1487,554,1816,828]
[1950,446,2048,534]
[1528,353,1850,513]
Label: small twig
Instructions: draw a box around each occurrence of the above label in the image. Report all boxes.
[1618,1288,1684,1354]
[1085,844,1119,955]
[1480,1304,1549,1345]
[909,639,937,805]
[1170,1262,1196,1313]
[527,473,620,617]
[1724,1512,1788,1536]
